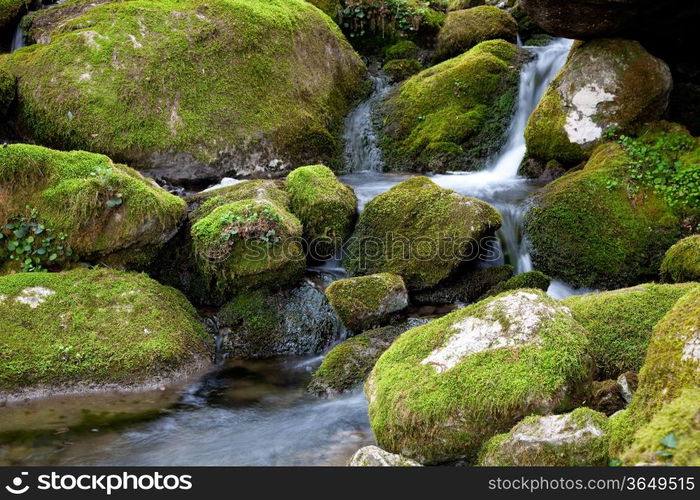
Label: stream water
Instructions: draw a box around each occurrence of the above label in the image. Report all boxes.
[0,38,590,466]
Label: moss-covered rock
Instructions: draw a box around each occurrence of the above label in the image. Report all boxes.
[0,268,212,395]
[434,6,517,62]
[382,58,423,82]
[306,0,338,18]
[587,379,627,416]
[661,235,700,283]
[412,265,513,305]
[447,0,485,11]
[384,40,420,61]
[610,287,700,459]
[377,40,525,172]
[477,408,610,466]
[524,141,682,289]
[1,0,367,184]
[325,273,408,333]
[525,39,672,167]
[366,290,593,464]
[348,445,422,466]
[308,318,427,396]
[190,181,305,297]
[480,270,550,299]
[0,67,15,117]
[218,279,340,359]
[344,177,502,289]
[620,388,700,466]
[0,144,185,271]
[0,0,24,30]
[563,283,699,379]
[286,165,357,259]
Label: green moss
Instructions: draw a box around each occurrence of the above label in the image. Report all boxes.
[0,0,24,29]
[661,235,700,283]
[447,0,484,11]
[306,0,338,17]
[378,40,523,172]
[1,0,367,180]
[366,289,593,464]
[188,180,289,223]
[383,58,423,82]
[0,144,185,269]
[412,264,513,305]
[434,6,517,62]
[286,164,357,258]
[621,388,700,466]
[563,283,698,379]
[325,273,407,332]
[525,142,682,289]
[477,408,610,466]
[343,176,502,289]
[190,196,305,295]
[384,40,420,60]
[0,268,212,391]
[0,66,15,116]
[481,271,550,299]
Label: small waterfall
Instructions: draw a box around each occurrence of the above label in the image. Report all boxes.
[343,72,392,173]
[10,22,26,52]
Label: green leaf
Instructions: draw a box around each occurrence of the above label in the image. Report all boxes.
[660,432,678,449]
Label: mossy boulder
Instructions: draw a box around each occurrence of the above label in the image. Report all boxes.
[0,67,15,116]
[477,408,610,466]
[587,379,628,416]
[412,265,514,305]
[0,268,212,395]
[0,0,24,30]
[377,40,525,172]
[308,318,427,396]
[383,59,423,82]
[434,6,518,62]
[366,290,593,464]
[306,0,338,18]
[661,235,700,283]
[480,270,550,299]
[524,141,682,289]
[218,279,340,359]
[190,183,305,297]
[620,388,700,466]
[1,0,367,184]
[610,287,700,458]
[384,40,420,61]
[525,39,672,167]
[344,176,502,289]
[325,273,408,333]
[447,0,485,11]
[348,445,421,466]
[563,283,699,379]
[0,144,185,271]
[286,165,357,259]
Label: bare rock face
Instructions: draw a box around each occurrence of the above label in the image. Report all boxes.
[348,446,421,467]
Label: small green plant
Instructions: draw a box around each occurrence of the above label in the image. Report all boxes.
[339,0,433,38]
[0,207,73,272]
[655,432,678,459]
[90,165,123,208]
[219,205,283,247]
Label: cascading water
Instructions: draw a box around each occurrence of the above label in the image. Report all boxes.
[10,24,25,52]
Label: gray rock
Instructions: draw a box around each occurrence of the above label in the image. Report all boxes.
[348,446,422,467]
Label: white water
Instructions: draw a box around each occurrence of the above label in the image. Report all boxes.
[10,23,25,52]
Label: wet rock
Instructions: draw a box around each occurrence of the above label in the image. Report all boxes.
[411,265,514,305]
[588,380,627,416]
[478,408,610,466]
[348,445,421,467]
[617,371,638,404]
[366,290,593,464]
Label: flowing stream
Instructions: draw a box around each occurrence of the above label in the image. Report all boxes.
[0,38,591,466]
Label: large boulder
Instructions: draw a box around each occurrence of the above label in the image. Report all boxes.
[661,235,700,283]
[344,176,502,289]
[434,6,518,62]
[477,408,610,466]
[308,319,427,396]
[348,445,421,467]
[609,287,700,458]
[0,268,212,397]
[563,283,698,379]
[525,39,672,167]
[286,165,357,260]
[217,278,341,359]
[325,273,408,333]
[524,127,691,289]
[1,0,367,184]
[0,144,185,271]
[366,290,593,464]
[620,388,700,466]
[377,40,525,172]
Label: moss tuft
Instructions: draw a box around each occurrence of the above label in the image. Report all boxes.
[0,268,212,392]
[481,270,550,299]
[0,66,15,116]
[661,235,700,283]
[383,58,423,82]
[384,40,420,60]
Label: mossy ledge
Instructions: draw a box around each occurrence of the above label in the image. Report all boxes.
[2,0,368,184]
[0,268,213,399]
